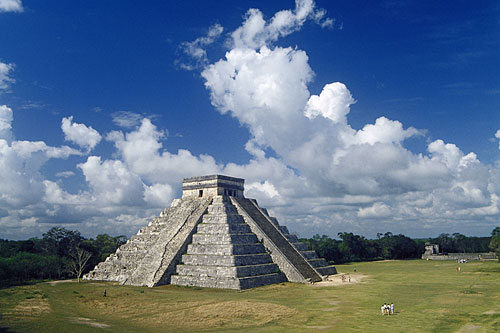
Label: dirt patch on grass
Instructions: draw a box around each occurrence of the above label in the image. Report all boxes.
[10,298,50,318]
[69,317,110,328]
[455,323,482,332]
[482,309,499,315]
[47,279,74,286]
[78,296,297,330]
[312,273,368,286]
[138,300,298,330]
[423,308,450,314]
[305,325,332,329]
[81,295,216,315]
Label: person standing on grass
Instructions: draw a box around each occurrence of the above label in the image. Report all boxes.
[381,304,385,315]
[390,303,394,314]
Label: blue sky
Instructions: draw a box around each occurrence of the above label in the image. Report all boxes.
[0,0,499,240]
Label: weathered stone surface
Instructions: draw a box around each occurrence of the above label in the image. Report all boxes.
[181,253,273,266]
[84,197,211,286]
[84,175,336,289]
[171,195,286,289]
[232,197,323,283]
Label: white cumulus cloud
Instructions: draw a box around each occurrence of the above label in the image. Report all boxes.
[495,129,500,149]
[179,24,224,70]
[0,107,80,212]
[195,0,500,237]
[0,0,22,13]
[305,82,355,124]
[0,105,13,141]
[107,118,221,185]
[61,116,102,152]
[358,202,391,218]
[231,0,332,49]
[111,111,144,128]
[0,62,15,90]
[78,156,146,207]
[1,1,499,240]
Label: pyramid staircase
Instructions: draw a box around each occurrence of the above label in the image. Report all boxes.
[170,196,286,289]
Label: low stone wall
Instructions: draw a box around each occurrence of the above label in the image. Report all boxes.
[423,252,497,261]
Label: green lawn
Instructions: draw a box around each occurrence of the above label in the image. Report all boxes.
[1,260,499,332]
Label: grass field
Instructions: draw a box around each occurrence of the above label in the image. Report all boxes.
[1,260,499,332]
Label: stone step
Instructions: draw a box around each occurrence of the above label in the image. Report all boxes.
[120,239,154,250]
[175,263,280,278]
[191,233,259,245]
[291,242,310,251]
[308,258,329,268]
[93,261,137,274]
[196,223,251,234]
[138,226,160,235]
[115,252,147,262]
[285,234,299,242]
[279,226,290,234]
[186,243,266,255]
[300,250,319,259]
[171,272,286,290]
[232,197,322,283]
[207,205,239,215]
[239,273,286,289]
[202,214,245,224]
[182,253,273,267]
[170,275,240,289]
[316,265,337,276]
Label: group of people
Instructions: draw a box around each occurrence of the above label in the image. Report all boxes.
[341,274,351,283]
[381,303,394,315]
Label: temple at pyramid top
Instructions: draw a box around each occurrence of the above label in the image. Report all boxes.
[182,175,245,198]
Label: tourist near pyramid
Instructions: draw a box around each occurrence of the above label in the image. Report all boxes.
[84,175,337,289]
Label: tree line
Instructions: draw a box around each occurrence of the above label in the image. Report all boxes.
[0,227,126,287]
[1,227,498,287]
[300,230,497,264]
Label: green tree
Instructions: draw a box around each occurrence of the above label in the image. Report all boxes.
[93,234,127,262]
[41,227,84,258]
[337,232,369,261]
[489,227,500,261]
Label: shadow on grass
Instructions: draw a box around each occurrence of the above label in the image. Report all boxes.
[477,265,500,273]
[0,279,50,290]
[0,314,15,333]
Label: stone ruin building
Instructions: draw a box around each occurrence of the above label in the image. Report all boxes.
[422,243,440,257]
[84,175,337,289]
[422,243,497,261]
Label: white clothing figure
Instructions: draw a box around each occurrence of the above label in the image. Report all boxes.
[390,303,394,314]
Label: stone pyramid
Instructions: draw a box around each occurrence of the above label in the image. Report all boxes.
[84,175,336,289]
